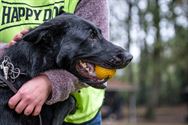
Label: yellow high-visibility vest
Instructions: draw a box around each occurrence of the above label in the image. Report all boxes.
[0,0,105,123]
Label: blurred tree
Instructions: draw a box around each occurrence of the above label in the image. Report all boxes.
[137,0,150,105]
[126,0,133,83]
[144,0,162,119]
[109,0,188,120]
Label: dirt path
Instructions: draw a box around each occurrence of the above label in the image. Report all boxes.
[102,105,188,125]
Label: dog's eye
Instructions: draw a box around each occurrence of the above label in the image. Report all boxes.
[89,30,97,39]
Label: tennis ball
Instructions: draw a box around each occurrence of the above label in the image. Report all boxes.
[95,65,116,79]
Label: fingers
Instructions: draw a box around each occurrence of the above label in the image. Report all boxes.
[15,99,28,114]
[8,75,52,116]
[8,90,33,114]
[8,93,21,109]
[10,33,23,45]
[32,104,42,116]
[20,29,29,35]
[22,98,43,116]
[9,29,29,46]
[13,33,23,41]
[24,104,35,116]
[9,91,42,116]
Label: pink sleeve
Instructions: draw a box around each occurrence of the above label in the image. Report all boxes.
[75,0,109,40]
[45,0,109,104]
[1,1,110,105]
[45,70,79,105]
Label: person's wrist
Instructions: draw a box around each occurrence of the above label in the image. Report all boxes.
[38,74,52,97]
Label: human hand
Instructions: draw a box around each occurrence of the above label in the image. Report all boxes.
[9,29,29,46]
[0,29,29,60]
[8,74,52,116]
[8,29,51,116]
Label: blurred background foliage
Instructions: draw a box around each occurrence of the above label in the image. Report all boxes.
[108,0,188,120]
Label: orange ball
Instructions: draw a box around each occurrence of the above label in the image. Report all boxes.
[95,65,116,79]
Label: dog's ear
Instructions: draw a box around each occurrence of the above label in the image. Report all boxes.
[22,25,52,44]
[56,42,77,67]
[56,45,70,67]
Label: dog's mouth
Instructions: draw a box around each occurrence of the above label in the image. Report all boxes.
[75,60,108,89]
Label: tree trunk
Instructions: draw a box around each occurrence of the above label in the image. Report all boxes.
[145,0,162,119]
[125,0,134,83]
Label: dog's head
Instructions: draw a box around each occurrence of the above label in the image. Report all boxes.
[22,14,133,89]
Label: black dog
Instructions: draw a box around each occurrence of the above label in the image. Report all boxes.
[0,14,133,125]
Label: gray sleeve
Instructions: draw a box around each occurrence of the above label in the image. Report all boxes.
[75,0,109,39]
[45,0,110,104]
[45,70,79,105]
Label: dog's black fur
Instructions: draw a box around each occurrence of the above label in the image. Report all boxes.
[0,14,132,125]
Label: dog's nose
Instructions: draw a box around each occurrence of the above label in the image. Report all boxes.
[114,52,133,66]
[124,52,133,65]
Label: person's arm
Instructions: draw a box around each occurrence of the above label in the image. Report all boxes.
[8,72,78,116]
[7,30,79,116]
[46,0,110,104]
[44,70,79,105]
[8,0,109,116]
[75,0,109,40]
[8,74,52,116]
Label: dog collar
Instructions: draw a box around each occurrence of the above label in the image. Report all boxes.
[0,56,25,86]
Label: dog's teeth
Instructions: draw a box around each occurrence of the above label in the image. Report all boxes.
[80,60,87,68]
[89,71,96,76]
[103,82,107,87]
[82,63,87,68]
[86,67,90,72]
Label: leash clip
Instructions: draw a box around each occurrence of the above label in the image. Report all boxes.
[3,66,9,80]
[0,56,22,81]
